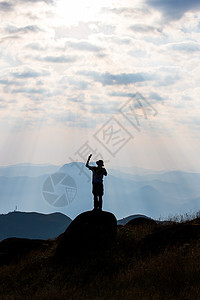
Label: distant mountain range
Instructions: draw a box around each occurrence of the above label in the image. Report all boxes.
[0,211,156,242]
[0,162,199,220]
[0,211,154,242]
[0,211,72,242]
[0,163,59,177]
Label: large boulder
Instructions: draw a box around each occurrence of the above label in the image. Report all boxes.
[55,210,117,259]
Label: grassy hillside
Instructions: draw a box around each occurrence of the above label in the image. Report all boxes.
[0,214,200,300]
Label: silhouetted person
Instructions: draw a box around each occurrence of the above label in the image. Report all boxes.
[86,154,107,210]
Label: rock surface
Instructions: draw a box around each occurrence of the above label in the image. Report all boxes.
[55,210,117,258]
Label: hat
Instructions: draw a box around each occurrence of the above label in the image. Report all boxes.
[96,160,104,166]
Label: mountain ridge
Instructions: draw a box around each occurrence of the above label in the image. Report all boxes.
[0,211,72,242]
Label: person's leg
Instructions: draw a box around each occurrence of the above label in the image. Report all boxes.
[94,195,98,210]
[96,195,99,210]
[98,183,103,210]
[99,195,102,210]
[93,183,98,210]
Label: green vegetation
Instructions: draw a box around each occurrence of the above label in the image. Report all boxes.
[0,214,200,300]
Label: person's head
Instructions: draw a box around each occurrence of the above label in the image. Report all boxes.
[96,160,104,167]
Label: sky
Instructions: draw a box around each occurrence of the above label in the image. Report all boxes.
[0,0,200,172]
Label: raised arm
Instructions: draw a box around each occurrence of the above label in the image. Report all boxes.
[86,154,92,168]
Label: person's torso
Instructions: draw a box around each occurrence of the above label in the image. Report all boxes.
[92,167,106,183]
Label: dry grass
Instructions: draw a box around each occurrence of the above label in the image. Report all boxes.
[0,214,200,300]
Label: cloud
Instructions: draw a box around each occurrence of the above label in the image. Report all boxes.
[5,25,41,34]
[0,103,7,109]
[0,79,10,85]
[0,98,8,109]
[149,92,163,101]
[67,41,103,53]
[67,79,90,90]
[11,87,47,94]
[170,42,200,53]
[11,68,50,79]
[21,0,53,3]
[108,92,139,97]
[54,22,115,40]
[129,24,162,34]
[108,91,163,105]
[41,55,77,63]
[156,74,181,86]
[52,111,92,128]
[26,42,48,51]
[146,0,200,21]
[78,71,155,86]
[21,106,44,112]
[90,102,119,114]
[0,1,14,11]
[67,97,83,103]
[10,0,53,4]
[102,7,150,17]
[0,0,54,14]
[0,78,27,87]
[0,35,22,43]
[54,22,93,40]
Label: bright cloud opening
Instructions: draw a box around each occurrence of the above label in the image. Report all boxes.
[54,0,113,26]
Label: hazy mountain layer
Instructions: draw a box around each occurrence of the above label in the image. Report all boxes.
[0,163,199,220]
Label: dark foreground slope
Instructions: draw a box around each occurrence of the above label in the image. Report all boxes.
[0,213,200,300]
